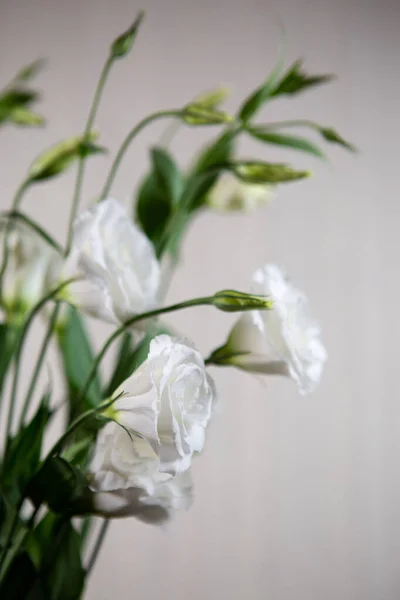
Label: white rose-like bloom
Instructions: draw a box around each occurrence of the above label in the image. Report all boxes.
[207,172,274,213]
[105,334,216,475]
[0,220,62,316]
[89,421,193,524]
[64,198,160,324]
[221,264,327,394]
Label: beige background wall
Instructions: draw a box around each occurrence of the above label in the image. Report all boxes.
[0,0,399,598]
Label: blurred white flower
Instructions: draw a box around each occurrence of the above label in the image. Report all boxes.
[106,334,216,475]
[218,264,327,394]
[1,220,62,317]
[89,421,193,524]
[207,172,274,212]
[64,198,160,324]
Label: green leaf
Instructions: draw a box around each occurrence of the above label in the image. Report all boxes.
[270,59,334,98]
[2,400,52,501]
[0,551,42,599]
[28,456,89,515]
[28,514,85,600]
[151,147,184,206]
[27,133,104,182]
[0,322,20,397]
[57,306,102,419]
[0,89,39,124]
[246,126,325,158]
[194,130,235,173]
[110,11,145,58]
[319,126,356,151]
[136,170,173,244]
[229,161,311,183]
[238,36,286,123]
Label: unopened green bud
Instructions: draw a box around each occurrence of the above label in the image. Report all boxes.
[182,104,233,126]
[193,86,231,110]
[212,289,272,312]
[27,132,104,182]
[231,161,311,184]
[110,12,145,59]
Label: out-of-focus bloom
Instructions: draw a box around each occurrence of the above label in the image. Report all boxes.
[0,220,62,318]
[211,264,327,395]
[207,172,274,212]
[64,198,160,324]
[90,421,193,524]
[105,334,216,475]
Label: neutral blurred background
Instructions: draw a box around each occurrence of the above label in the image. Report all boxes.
[0,0,399,598]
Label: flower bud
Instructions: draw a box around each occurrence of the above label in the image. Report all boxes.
[27,132,103,182]
[110,12,144,59]
[231,161,310,184]
[182,104,233,126]
[212,289,273,312]
[193,86,230,110]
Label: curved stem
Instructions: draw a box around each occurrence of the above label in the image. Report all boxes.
[100,109,181,199]
[66,55,114,253]
[18,302,61,428]
[78,295,213,402]
[86,519,110,574]
[4,279,75,445]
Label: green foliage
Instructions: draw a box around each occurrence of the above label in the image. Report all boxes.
[27,133,105,183]
[270,59,334,98]
[0,59,45,129]
[246,126,325,159]
[2,399,52,503]
[57,307,102,418]
[0,323,20,397]
[26,513,85,600]
[28,456,89,516]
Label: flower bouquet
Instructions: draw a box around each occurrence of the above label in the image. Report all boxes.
[0,13,353,599]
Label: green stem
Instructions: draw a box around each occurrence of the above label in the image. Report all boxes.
[78,295,213,402]
[87,519,110,574]
[18,302,61,428]
[100,109,181,199]
[4,279,75,446]
[0,180,31,304]
[66,55,114,253]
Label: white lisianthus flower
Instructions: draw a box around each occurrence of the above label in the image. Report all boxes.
[89,421,193,524]
[64,198,160,324]
[207,172,274,213]
[215,264,327,394]
[105,334,216,475]
[0,220,62,318]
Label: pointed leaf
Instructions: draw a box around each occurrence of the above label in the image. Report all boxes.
[2,399,52,500]
[57,306,102,421]
[271,59,334,98]
[151,147,184,206]
[319,126,356,151]
[246,127,325,158]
